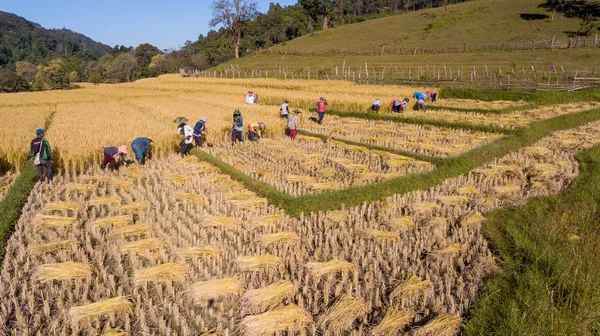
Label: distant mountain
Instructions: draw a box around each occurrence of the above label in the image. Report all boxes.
[0,11,111,66]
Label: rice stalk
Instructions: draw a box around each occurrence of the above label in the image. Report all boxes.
[389,216,414,231]
[436,195,470,206]
[360,229,399,241]
[176,192,205,204]
[285,175,314,184]
[165,172,188,184]
[432,243,463,257]
[33,262,92,282]
[109,178,135,190]
[410,202,439,214]
[92,215,133,230]
[243,280,298,314]
[457,186,479,195]
[43,202,84,213]
[121,238,166,256]
[306,258,354,277]
[89,196,122,205]
[390,275,433,304]
[203,215,242,229]
[176,246,220,259]
[224,191,256,201]
[237,255,283,272]
[110,224,154,239]
[115,201,149,214]
[317,296,368,332]
[317,167,336,178]
[194,162,221,174]
[241,304,312,335]
[260,232,300,246]
[460,212,485,228]
[251,212,284,227]
[66,183,96,192]
[101,328,129,336]
[310,182,341,191]
[68,296,132,323]
[187,277,245,302]
[29,239,78,255]
[80,175,111,183]
[493,185,522,194]
[412,314,462,336]
[134,263,189,283]
[371,308,415,336]
[254,168,276,180]
[35,215,77,228]
[325,210,350,222]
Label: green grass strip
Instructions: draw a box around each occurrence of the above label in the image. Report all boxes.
[0,162,39,260]
[464,144,600,335]
[313,108,515,134]
[441,87,600,104]
[297,129,445,165]
[190,148,293,209]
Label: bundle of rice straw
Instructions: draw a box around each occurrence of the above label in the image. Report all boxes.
[493,185,522,194]
[317,296,368,332]
[43,202,84,213]
[29,239,78,255]
[134,263,189,283]
[241,304,312,335]
[260,232,300,246]
[317,167,336,178]
[124,169,143,179]
[217,180,245,192]
[389,216,414,231]
[35,215,77,228]
[310,182,341,191]
[66,183,96,192]
[224,191,256,201]
[121,238,166,256]
[204,174,230,183]
[110,224,154,239]
[187,277,245,302]
[298,135,322,142]
[115,201,149,214]
[342,163,369,173]
[80,175,111,183]
[101,328,129,336]
[377,201,396,216]
[194,162,221,174]
[345,144,370,154]
[329,157,353,166]
[371,308,415,336]
[370,149,393,159]
[522,146,551,158]
[432,243,463,257]
[109,178,135,190]
[33,262,92,282]
[285,175,314,184]
[203,215,242,229]
[436,195,470,206]
[356,172,381,183]
[178,156,198,164]
[412,314,462,336]
[243,280,297,314]
[457,185,479,195]
[410,202,439,214]
[176,192,205,204]
[254,168,276,180]
[359,229,399,241]
[306,258,354,277]
[390,275,433,304]
[325,210,350,222]
[237,255,283,272]
[231,197,269,210]
[251,212,283,227]
[91,215,133,230]
[460,211,485,228]
[89,196,122,205]
[68,296,132,323]
[176,246,220,259]
[386,156,412,168]
[165,173,187,184]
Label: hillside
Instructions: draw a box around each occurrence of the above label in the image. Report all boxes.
[0,11,111,66]
[220,0,600,72]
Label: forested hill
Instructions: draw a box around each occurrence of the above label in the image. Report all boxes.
[0,11,111,66]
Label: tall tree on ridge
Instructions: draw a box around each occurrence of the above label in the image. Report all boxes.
[210,0,259,59]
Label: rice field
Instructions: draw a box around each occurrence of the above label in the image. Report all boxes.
[206,136,435,196]
[1,75,599,335]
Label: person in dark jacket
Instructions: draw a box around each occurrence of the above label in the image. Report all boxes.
[232,109,244,145]
[131,137,153,165]
[101,145,128,170]
[31,128,53,182]
[193,117,208,148]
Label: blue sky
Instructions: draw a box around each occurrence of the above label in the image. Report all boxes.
[2,0,298,51]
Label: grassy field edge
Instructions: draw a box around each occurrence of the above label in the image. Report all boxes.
[463,145,600,335]
[0,162,38,260]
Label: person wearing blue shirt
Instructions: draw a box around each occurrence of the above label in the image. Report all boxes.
[232,109,244,145]
[131,137,153,165]
[193,116,208,147]
[414,91,426,100]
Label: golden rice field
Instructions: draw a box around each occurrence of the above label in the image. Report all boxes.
[1,117,599,335]
[206,136,434,196]
[1,75,600,335]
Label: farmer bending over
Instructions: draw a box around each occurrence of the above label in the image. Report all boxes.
[371,98,381,113]
[101,145,128,170]
[193,117,208,148]
[248,122,266,142]
[131,137,153,165]
[178,122,194,156]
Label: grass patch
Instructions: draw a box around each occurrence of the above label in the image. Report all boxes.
[464,144,600,335]
[441,87,600,105]
[0,162,39,260]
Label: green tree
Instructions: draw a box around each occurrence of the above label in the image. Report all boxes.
[210,0,259,59]
[15,61,37,82]
[34,62,70,90]
[69,70,80,82]
[0,69,30,92]
[546,0,566,21]
[107,53,137,82]
[88,72,102,84]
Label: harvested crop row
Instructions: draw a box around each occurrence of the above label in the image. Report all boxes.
[2,120,599,335]
[402,102,600,129]
[302,114,502,157]
[0,170,18,201]
[207,136,434,196]
[428,98,527,110]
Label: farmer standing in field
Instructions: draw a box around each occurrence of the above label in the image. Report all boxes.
[101,145,128,170]
[232,109,244,145]
[371,98,381,113]
[246,91,256,104]
[31,128,53,182]
[131,137,153,165]
[316,97,328,124]
[193,117,208,148]
[280,100,289,119]
[178,122,194,156]
[248,122,266,142]
[288,109,301,140]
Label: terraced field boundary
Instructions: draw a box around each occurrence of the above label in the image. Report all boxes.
[0,162,38,260]
[193,107,600,216]
[309,108,516,134]
[464,145,600,335]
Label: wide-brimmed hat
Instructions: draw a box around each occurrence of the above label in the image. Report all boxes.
[173,116,188,124]
[201,116,208,122]
[293,109,301,114]
[234,109,241,115]
[118,145,128,155]
[319,97,325,101]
